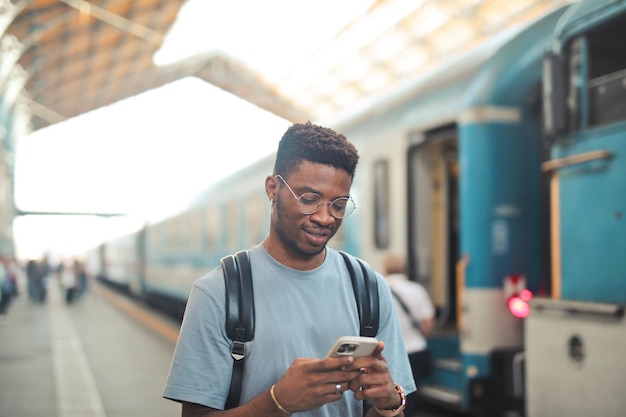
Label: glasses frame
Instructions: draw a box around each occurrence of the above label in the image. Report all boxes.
[275,175,356,219]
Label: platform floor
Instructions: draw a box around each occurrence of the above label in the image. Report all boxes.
[0,277,180,417]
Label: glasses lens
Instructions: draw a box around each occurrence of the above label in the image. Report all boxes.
[297,193,323,214]
[331,198,355,218]
[296,193,356,218]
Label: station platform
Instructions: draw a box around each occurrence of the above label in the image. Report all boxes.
[0,276,181,417]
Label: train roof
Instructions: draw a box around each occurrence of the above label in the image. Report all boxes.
[326,4,572,139]
[325,6,572,134]
[551,0,626,53]
[461,5,571,108]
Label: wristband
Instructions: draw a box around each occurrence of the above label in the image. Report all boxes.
[373,384,406,417]
[270,384,292,415]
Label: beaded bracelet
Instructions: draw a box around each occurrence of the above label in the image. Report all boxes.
[270,384,292,416]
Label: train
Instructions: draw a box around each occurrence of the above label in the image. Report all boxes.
[85,1,626,416]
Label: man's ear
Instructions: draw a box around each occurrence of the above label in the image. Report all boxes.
[265,175,279,202]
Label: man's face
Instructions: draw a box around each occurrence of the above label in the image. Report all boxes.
[271,160,353,258]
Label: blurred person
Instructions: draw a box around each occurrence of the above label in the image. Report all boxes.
[0,256,19,317]
[26,259,39,302]
[384,254,435,417]
[33,255,51,304]
[29,256,51,304]
[61,259,78,304]
[73,257,88,297]
[163,122,415,417]
[6,256,21,297]
[0,261,9,317]
[1,255,18,294]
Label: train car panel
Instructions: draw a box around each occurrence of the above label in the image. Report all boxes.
[556,127,626,302]
[102,233,143,296]
[526,298,626,416]
[462,290,523,353]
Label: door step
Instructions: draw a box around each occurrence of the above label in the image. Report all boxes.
[435,357,462,372]
[418,384,462,407]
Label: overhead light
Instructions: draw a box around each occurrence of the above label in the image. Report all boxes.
[359,68,391,93]
[332,86,361,107]
[367,29,410,62]
[337,55,370,82]
[391,46,429,76]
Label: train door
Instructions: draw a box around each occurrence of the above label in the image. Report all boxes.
[407,125,459,331]
[132,226,146,298]
[407,124,463,408]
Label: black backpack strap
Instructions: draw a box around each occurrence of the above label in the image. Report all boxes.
[221,250,254,409]
[389,288,424,335]
[339,251,380,337]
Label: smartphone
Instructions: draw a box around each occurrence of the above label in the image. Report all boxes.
[325,336,379,358]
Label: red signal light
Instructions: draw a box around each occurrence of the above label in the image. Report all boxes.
[519,288,533,301]
[507,290,533,318]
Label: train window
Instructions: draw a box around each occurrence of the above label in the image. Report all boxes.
[206,205,219,253]
[180,217,187,254]
[586,14,626,127]
[566,37,584,132]
[564,14,626,133]
[226,201,240,252]
[149,222,162,255]
[245,194,266,247]
[165,220,172,251]
[373,159,390,249]
[190,210,202,252]
[170,218,177,250]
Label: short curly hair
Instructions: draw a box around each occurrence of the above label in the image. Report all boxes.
[273,122,359,178]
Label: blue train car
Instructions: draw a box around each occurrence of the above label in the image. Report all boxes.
[527,1,626,415]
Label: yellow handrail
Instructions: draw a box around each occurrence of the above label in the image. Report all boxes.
[456,255,469,333]
[541,150,612,172]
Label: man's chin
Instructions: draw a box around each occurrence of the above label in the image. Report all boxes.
[298,244,326,257]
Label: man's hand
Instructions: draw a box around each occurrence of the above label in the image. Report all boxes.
[272,354,362,413]
[342,341,403,412]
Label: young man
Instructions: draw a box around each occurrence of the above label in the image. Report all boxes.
[163,122,415,417]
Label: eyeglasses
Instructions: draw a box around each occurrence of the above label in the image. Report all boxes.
[275,175,356,218]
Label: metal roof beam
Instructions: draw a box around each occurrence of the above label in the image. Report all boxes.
[59,0,163,45]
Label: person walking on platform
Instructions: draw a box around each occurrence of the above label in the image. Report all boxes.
[164,122,415,417]
[26,256,50,304]
[60,259,78,304]
[26,259,39,302]
[0,261,10,317]
[73,258,88,298]
[384,254,435,417]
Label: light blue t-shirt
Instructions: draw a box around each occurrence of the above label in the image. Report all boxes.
[163,244,416,416]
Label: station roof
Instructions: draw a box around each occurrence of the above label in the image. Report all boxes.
[4,0,569,133]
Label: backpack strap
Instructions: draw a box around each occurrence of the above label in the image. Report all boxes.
[221,250,254,410]
[338,251,380,338]
[389,288,424,335]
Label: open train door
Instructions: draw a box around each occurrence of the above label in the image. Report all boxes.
[407,124,463,408]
